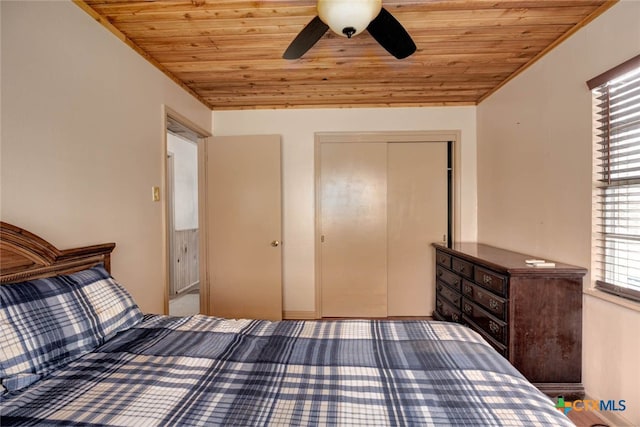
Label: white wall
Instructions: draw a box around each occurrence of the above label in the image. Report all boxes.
[477,2,640,425]
[213,107,477,313]
[167,133,199,231]
[0,1,211,313]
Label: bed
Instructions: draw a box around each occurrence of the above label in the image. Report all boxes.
[0,222,573,426]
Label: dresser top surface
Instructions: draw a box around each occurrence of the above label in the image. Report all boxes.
[433,242,587,276]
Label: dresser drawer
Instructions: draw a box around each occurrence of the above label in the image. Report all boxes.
[436,279,461,308]
[435,251,451,268]
[464,318,508,358]
[461,299,507,345]
[436,266,462,291]
[436,296,462,323]
[474,267,507,296]
[451,257,473,279]
[461,280,506,321]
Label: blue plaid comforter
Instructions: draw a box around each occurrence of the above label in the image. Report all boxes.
[1,315,572,426]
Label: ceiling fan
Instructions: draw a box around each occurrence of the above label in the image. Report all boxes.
[283,0,416,60]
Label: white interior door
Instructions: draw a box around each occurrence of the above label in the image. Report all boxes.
[207,135,282,321]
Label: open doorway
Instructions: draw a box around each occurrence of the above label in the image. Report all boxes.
[165,113,208,316]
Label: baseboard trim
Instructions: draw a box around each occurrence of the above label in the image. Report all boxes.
[533,382,584,400]
[283,310,318,320]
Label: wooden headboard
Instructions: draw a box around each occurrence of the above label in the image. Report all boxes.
[0,222,115,284]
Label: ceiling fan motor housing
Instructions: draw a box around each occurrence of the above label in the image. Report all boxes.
[318,0,382,38]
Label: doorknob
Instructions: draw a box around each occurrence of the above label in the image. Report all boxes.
[271,240,280,247]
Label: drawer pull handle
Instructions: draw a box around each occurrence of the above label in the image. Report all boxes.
[489,299,499,310]
[453,280,459,286]
[436,300,443,309]
[483,275,493,285]
[452,313,459,322]
[463,284,472,294]
[437,284,443,292]
[463,303,472,314]
[440,257,447,264]
[489,321,500,335]
[437,270,443,277]
[459,266,465,272]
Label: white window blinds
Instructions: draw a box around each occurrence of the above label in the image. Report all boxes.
[589,54,640,303]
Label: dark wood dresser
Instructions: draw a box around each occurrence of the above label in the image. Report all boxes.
[432,243,587,398]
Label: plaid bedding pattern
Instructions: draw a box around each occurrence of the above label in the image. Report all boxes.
[1,315,573,426]
[0,265,143,391]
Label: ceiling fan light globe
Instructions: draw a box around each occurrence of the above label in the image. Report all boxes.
[317,0,382,38]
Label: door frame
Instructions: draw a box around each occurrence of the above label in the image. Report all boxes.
[314,130,462,318]
[162,106,212,315]
[166,152,176,296]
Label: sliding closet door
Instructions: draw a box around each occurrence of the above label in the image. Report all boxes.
[387,142,448,316]
[320,142,388,318]
[319,139,449,318]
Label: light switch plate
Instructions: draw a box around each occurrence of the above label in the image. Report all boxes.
[152,186,160,202]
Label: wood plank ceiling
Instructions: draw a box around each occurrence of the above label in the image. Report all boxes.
[76,0,615,110]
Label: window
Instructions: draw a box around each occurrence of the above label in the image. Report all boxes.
[588,54,640,303]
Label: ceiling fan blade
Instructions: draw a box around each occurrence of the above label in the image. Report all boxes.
[366,7,416,59]
[283,16,329,60]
